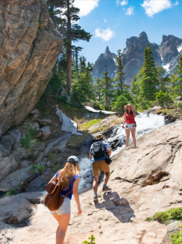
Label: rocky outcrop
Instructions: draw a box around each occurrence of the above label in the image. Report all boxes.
[92,46,117,79]
[160,35,182,64]
[92,32,182,84]
[2,120,182,244]
[122,31,161,84]
[0,0,63,136]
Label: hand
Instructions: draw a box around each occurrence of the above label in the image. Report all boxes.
[77,206,82,215]
[122,125,125,129]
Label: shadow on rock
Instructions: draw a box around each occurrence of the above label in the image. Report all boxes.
[94,191,135,223]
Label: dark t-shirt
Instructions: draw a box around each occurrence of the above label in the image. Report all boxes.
[56,171,81,199]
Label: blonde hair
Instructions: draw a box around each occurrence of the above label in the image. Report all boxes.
[58,161,81,190]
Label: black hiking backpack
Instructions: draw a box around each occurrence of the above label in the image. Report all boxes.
[91,141,106,159]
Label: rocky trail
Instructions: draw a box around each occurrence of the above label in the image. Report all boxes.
[1,120,182,244]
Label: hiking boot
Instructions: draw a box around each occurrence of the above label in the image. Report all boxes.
[93,195,98,202]
[102,185,111,192]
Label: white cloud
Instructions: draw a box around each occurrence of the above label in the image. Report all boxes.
[95,28,115,41]
[121,0,128,6]
[104,19,107,23]
[126,6,135,15]
[141,0,172,17]
[116,0,120,6]
[174,0,179,6]
[74,0,100,17]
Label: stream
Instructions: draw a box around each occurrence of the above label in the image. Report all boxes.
[79,112,164,190]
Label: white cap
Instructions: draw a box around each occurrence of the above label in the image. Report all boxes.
[67,156,79,163]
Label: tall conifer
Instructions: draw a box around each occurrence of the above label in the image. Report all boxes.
[172,54,182,96]
[101,65,113,108]
[115,49,125,93]
[46,0,92,94]
[138,43,159,103]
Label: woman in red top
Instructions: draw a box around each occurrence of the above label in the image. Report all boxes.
[122,104,136,148]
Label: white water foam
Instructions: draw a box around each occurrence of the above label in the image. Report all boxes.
[79,112,165,189]
[109,112,164,156]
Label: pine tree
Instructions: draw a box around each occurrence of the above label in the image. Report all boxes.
[156,66,171,92]
[115,49,125,92]
[172,54,182,96]
[138,43,159,106]
[46,0,92,94]
[73,46,83,75]
[100,65,114,109]
[71,59,95,105]
[94,78,103,101]
[131,74,139,109]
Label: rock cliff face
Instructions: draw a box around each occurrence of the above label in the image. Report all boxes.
[92,32,182,84]
[122,31,161,84]
[160,35,182,64]
[0,0,63,136]
[92,46,117,79]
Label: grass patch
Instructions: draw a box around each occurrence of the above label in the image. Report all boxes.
[171,228,182,244]
[89,126,108,134]
[78,119,102,131]
[147,207,182,224]
[66,132,90,149]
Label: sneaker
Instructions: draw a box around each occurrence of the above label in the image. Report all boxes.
[93,195,98,202]
[102,185,111,192]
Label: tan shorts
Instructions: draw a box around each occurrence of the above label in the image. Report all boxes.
[92,159,110,176]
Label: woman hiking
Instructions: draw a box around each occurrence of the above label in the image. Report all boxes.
[48,156,82,244]
[122,103,137,148]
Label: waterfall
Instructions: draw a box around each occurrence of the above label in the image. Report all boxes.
[79,112,164,190]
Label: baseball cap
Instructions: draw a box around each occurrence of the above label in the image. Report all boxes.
[67,156,79,163]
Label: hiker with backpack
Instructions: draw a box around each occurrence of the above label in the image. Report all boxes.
[89,134,112,202]
[122,103,137,148]
[46,156,82,244]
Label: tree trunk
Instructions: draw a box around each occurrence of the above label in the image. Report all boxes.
[66,0,72,95]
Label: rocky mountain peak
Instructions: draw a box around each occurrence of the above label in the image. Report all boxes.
[160,35,182,64]
[138,31,148,42]
[104,46,112,58]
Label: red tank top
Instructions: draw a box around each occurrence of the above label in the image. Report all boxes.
[125,112,135,124]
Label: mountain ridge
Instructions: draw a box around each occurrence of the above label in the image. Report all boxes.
[92,32,182,84]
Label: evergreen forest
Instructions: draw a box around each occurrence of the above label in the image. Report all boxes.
[45,0,182,114]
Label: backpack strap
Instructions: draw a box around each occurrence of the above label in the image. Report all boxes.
[63,189,73,198]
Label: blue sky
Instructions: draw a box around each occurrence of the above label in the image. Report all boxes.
[73,0,182,63]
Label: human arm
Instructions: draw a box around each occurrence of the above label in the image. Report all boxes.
[132,107,136,117]
[122,113,126,128]
[89,153,92,160]
[73,177,82,215]
[106,147,111,157]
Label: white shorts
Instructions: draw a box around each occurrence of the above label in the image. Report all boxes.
[124,123,136,129]
[50,197,71,215]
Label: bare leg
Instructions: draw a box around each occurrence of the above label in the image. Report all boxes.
[104,172,110,185]
[125,129,130,147]
[131,128,136,147]
[52,213,70,244]
[93,175,99,193]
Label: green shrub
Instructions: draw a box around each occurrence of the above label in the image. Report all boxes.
[38,165,44,172]
[5,189,17,197]
[171,228,182,244]
[155,90,173,108]
[83,235,96,244]
[178,102,182,111]
[31,164,37,174]
[21,131,34,149]
[147,207,182,224]
[111,95,130,112]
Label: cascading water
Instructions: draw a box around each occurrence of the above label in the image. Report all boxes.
[79,112,164,190]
